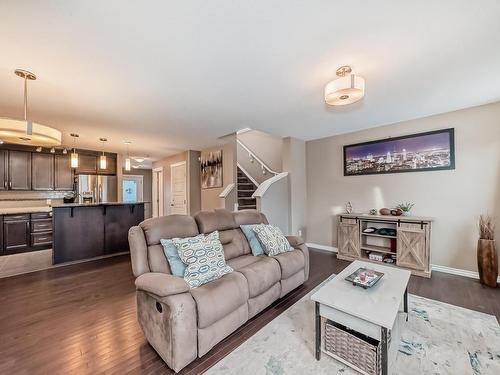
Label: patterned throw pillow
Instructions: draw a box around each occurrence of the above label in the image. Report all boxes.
[160,238,188,277]
[172,231,233,288]
[252,225,292,256]
[240,224,265,256]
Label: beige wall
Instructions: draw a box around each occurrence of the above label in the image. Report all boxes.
[282,137,307,236]
[201,141,236,210]
[306,102,500,273]
[237,129,283,172]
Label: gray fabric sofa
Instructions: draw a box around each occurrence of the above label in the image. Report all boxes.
[128,208,309,372]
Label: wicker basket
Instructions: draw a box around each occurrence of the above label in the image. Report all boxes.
[324,320,381,375]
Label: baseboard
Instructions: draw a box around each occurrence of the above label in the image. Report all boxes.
[306,243,338,253]
[305,244,499,283]
[431,264,500,283]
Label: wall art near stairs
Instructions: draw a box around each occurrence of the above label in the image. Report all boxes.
[201,150,223,189]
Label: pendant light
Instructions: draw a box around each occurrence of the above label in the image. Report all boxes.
[0,69,62,146]
[99,138,107,169]
[124,141,132,171]
[324,66,365,106]
[70,133,79,168]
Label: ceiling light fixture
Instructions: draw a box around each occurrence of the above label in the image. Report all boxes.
[62,148,67,154]
[0,69,62,146]
[99,138,107,170]
[133,157,145,163]
[324,66,365,106]
[124,141,131,171]
[70,133,79,168]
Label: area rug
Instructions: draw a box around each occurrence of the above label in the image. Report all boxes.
[207,289,500,374]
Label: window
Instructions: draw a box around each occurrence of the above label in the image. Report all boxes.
[122,175,144,203]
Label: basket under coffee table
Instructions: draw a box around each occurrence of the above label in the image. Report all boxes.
[311,260,410,375]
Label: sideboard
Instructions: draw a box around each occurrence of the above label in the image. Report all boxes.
[337,213,433,278]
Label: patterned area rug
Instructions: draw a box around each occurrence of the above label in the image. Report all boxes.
[207,289,500,374]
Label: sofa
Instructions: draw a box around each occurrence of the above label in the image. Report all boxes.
[128,208,309,372]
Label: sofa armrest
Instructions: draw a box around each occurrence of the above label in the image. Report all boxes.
[286,235,305,247]
[135,272,190,297]
[287,236,309,281]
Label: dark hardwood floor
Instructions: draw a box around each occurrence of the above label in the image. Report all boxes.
[0,249,498,374]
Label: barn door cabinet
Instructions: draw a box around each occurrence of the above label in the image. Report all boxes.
[336,213,433,278]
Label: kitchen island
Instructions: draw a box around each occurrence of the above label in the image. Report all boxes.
[52,202,144,264]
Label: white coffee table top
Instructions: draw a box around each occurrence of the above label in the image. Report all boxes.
[311,260,411,329]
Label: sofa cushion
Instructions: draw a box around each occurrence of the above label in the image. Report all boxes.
[273,249,305,279]
[140,215,199,245]
[173,231,233,288]
[253,225,292,256]
[160,238,186,277]
[190,271,249,329]
[227,255,261,270]
[240,224,265,256]
[218,228,251,260]
[236,256,281,298]
[194,209,236,234]
[233,210,268,226]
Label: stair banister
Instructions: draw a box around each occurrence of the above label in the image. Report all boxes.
[237,139,279,177]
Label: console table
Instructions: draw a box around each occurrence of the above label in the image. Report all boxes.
[337,213,433,278]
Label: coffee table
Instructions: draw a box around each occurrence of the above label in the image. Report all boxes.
[311,260,411,375]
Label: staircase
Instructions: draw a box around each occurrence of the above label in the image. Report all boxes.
[237,167,257,210]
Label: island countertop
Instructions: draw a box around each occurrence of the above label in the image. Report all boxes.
[0,206,52,215]
[52,201,147,208]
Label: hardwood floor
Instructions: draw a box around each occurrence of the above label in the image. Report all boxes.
[0,249,498,374]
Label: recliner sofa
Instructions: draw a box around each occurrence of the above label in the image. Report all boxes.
[128,208,309,372]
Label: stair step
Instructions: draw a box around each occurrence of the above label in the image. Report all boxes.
[238,183,255,187]
[239,205,256,210]
[238,189,255,193]
[238,197,256,200]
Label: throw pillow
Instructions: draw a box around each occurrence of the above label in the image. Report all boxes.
[252,225,292,256]
[173,231,233,288]
[240,224,265,256]
[160,238,189,277]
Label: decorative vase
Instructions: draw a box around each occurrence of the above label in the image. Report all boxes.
[477,239,498,288]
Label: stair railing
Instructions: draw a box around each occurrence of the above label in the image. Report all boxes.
[218,183,237,211]
[237,139,279,178]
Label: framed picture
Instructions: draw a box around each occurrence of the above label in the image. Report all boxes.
[201,150,223,189]
[343,128,455,176]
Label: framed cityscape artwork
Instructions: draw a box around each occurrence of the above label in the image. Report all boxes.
[201,150,223,189]
[343,128,455,176]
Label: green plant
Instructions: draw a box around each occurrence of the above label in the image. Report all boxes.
[478,215,495,240]
[396,202,415,213]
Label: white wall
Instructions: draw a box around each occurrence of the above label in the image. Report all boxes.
[237,129,283,174]
[306,102,500,273]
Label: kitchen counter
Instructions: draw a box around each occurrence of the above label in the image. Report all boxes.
[51,201,147,208]
[0,206,52,215]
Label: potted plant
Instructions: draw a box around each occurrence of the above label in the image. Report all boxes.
[477,215,497,287]
[396,202,415,216]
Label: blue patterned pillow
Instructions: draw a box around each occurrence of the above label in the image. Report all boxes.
[240,224,265,256]
[160,238,188,277]
[173,231,233,288]
[252,225,292,256]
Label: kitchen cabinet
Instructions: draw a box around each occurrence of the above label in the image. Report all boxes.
[104,204,144,254]
[54,154,74,190]
[76,154,98,174]
[8,151,31,190]
[3,214,30,254]
[98,155,117,175]
[32,153,54,190]
[0,150,7,191]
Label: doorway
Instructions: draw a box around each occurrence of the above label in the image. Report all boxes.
[152,167,164,217]
[122,175,144,203]
[170,161,187,214]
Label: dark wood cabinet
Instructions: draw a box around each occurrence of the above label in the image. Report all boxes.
[98,155,117,175]
[32,153,54,190]
[8,151,31,190]
[76,154,98,174]
[104,204,144,254]
[0,150,7,191]
[54,154,74,190]
[3,215,30,254]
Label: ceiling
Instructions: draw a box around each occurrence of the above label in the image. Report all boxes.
[1,1,499,161]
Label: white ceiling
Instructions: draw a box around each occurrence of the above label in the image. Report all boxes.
[1,1,499,161]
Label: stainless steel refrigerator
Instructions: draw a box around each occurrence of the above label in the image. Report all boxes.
[77,175,117,203]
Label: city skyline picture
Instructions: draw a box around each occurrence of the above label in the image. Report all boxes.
[344,128,455,176]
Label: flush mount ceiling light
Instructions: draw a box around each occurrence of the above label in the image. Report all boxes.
[0,69,62,146]
[324,66,365,106]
